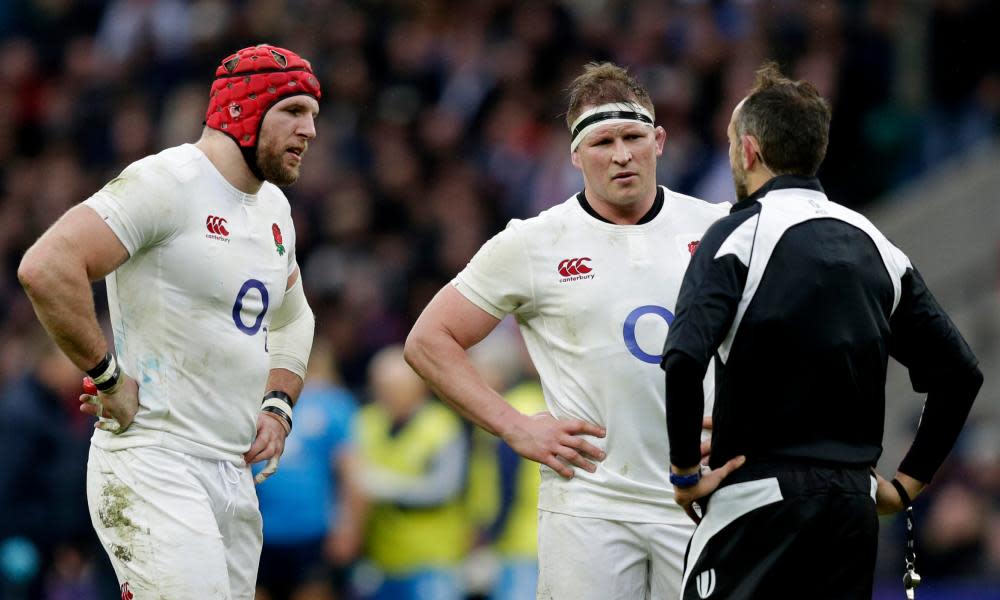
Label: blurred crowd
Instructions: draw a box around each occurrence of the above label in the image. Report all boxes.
[0,0,998,598]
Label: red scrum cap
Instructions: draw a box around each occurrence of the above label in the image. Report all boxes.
[205,44,322,148]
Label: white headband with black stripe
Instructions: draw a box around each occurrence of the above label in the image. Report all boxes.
[570,102,655,152]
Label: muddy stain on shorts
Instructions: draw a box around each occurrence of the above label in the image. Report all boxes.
[98,482,147,563]
[99,482,135,530]
[112,544,133,562]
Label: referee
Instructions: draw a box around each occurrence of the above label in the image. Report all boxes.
[661,62,983,599]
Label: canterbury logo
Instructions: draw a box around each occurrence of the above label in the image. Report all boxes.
[558,257,592,277]
[206,215,229,236]
[696,569,716,598]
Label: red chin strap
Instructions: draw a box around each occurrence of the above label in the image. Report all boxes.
[205,44,321,149]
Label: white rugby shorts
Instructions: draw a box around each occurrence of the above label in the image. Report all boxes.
[537,509,694,600]
[87,445,262,599]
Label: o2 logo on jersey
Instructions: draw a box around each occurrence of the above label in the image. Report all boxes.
[623,304,674,364]
[232,279,269,335]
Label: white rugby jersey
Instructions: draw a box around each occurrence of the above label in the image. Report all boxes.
[455,187,727,523]
[84,144,297,463]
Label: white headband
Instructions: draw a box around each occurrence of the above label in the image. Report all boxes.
[569,102,655,152]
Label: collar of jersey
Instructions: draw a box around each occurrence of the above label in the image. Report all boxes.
[731,174,824,214]
[575,186,665,226]
[190,143,260,205]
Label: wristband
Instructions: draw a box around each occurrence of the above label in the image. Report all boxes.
[670,470,702,488]
[86,353,112,378]
[891,478,913,509]
[87,352,122,393]
[261,391,293,433]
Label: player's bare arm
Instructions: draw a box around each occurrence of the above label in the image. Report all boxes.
[18,204,139,429]
[247,267,314,483]
[405,284,606,479]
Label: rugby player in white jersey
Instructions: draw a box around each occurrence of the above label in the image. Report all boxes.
[18,44,320,598]
[405,62,740,599]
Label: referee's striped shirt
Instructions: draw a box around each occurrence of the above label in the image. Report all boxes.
[662,175,982,483]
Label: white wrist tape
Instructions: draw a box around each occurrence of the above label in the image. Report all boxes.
[261,393,293,433]
[268,275,314,379]
[87,353,123,393]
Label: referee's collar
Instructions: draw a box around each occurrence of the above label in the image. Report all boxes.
[731,175,824,214]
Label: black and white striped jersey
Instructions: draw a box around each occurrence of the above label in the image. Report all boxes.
[663,175,981,481]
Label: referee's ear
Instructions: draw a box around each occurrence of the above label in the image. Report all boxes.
[741,135,760,170]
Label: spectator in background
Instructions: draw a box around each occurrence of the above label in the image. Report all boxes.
[486,371,545,600]
[255,339,364,600]
[0,335,106,598]
[356,345,471,600]
[466,326,544,600]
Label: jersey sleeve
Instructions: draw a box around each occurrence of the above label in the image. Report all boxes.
[452,220,534,319]
[889,267,979,388]
[889,266,983,482]
[662,211,754,366]
[662,211,754,468]
[83,161,182,255]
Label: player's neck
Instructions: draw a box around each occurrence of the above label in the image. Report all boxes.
[584,189,656,225]
[195,131,264,195]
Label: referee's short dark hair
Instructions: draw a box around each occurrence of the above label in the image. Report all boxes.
[737,62,832,176]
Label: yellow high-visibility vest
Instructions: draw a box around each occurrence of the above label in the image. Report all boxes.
[358,401,471,574]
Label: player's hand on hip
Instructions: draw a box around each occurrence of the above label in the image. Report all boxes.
[245,411,288,484]
[80,375,139,433]
[673,455,745,524]
[503,411,606,479]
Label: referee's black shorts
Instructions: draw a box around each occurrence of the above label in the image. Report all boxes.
[680,461,878,600]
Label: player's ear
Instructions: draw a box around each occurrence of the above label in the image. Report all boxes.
[570,150,582,169]
[654,126,667,157]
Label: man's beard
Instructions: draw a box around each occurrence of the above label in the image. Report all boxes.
[256,144,300,186]
[733,165,749,201]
